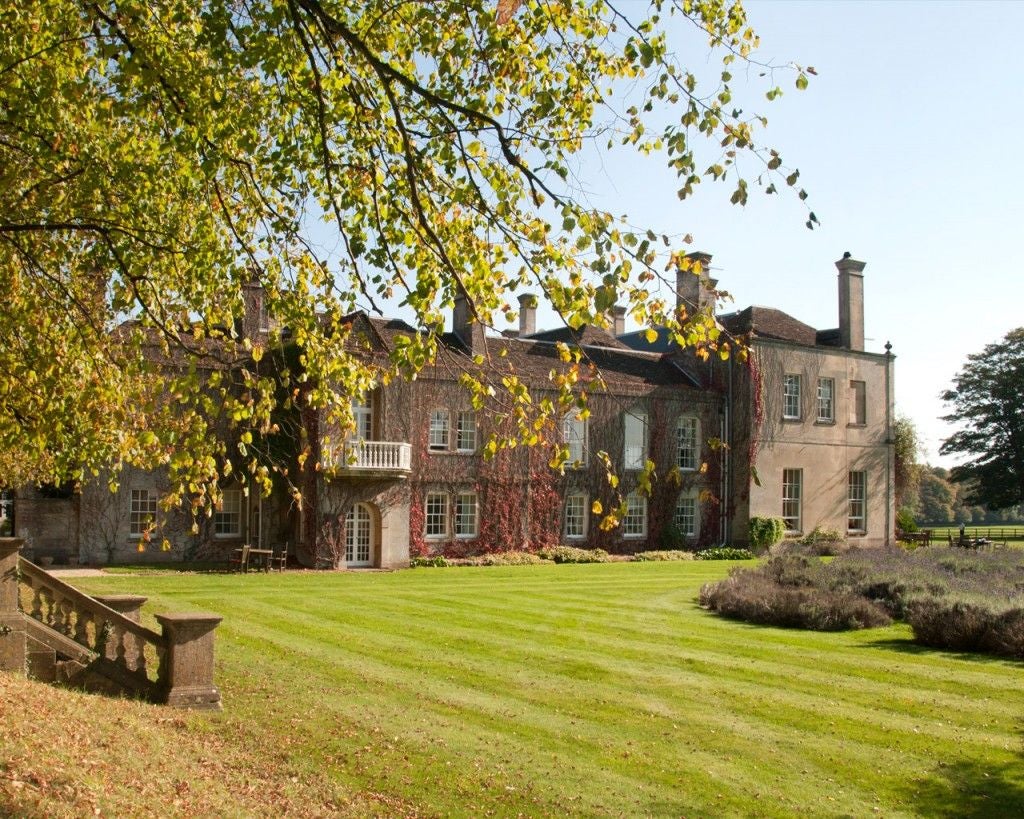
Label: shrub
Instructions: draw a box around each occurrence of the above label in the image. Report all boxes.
[475,551,546,566]
[659,522,689,552]
[800,526,842,545]
[897,507,918,534]
[770,538,850,557]
[632,550,695,562]
[696,547,755,561]
[701,547,1024,653]
[410,555,449,568]
[699,571,891,631]
[906,599,995,652]
[540,546,610,564]
[983,608,1024,659]
[749,517,785,551]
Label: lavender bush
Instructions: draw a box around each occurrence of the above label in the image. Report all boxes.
[700,547,1024,659]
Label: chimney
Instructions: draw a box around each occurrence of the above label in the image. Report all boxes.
[453,292,486,353]
[676,251,718,316]
[835,252,866,351]
[240,280,269,343]
[518,293,537,337]
[611,304,626,337]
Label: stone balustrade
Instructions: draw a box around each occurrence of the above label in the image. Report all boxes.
[342,440,413,473]
[0,538,222,710]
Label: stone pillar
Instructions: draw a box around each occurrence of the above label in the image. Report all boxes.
[94,594,147,623]
[155,612,223,710]
[0,538,26,673]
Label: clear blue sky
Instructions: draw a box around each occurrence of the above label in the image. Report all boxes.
[559,0,1024,467]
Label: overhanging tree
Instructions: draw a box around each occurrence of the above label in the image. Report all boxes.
[940,328,1024,510]
[1,0,812,515]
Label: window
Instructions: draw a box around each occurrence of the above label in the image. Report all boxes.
[455,492,478,538]
[677,417,699,471]
[129,489,158,537]
[0,489,14,537]
[623,410,648,470]
[673,493,698,537]
[623,492,647,538]
[850,380,867,425]
[429,410,450,451]
[817,378,835,423]
[456,410,477,452]
[351,396,373,440]
[564,493,588,539]
[424,492,448,539]
[782,469,802,533]
[783,374,801,420]
[563,411,587,466]
[848,471,867,533]
[214,489,242,538]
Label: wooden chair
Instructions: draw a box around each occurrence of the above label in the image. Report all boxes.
[271,542,289,572]
[230,543,251,573]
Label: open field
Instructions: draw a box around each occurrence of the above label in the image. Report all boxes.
[4,561,1024,816]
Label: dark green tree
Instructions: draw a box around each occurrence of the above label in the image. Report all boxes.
[940,328,1024,510]
[917,470,954,524]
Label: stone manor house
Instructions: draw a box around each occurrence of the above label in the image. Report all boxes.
[3,254,895,567]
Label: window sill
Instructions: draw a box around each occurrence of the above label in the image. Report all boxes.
[814,419,836,426]
[847,530,867,537]
[781,417,802,423]
[847,423,867,429]
[623,534,647,540]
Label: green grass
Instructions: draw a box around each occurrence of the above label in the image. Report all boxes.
[28,563,1024,815]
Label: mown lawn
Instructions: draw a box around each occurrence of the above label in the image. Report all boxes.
[8,561,1024,816]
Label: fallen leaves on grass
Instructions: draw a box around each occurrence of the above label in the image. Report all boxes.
[0,672,418,817]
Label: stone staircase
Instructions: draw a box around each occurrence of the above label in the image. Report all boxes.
[0,538,222,709]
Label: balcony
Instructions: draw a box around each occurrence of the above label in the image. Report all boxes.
[331,440,412,479]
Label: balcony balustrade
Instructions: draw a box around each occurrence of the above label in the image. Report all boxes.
[334,440,412,477]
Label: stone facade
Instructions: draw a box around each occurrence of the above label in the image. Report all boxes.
[8,253,894,563]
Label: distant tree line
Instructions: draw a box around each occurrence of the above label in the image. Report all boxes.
[894,415,1023,528]
[906,466,1023,526]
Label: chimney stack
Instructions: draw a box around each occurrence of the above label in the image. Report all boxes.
[453,292,486,353]
[611,304,627,337]
[835,252,866,351]
[240,280,270,343]
[518,293,537,337]
[676,251,718,316]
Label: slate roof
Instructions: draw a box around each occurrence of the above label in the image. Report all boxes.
[616,327,675,354]
[524,324,632,350]
[717,306,818,346]
[332,311,705,393]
